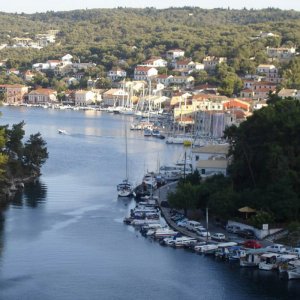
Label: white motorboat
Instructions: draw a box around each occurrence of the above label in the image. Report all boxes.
[258,253,280,271]
[143,173,157,189]
[130,219,159,226]
[194,243,218,254]
[240,249,266,267]
[154,228,178,239]
[58,129,68,135]
[288,265,300,280]
[173,236,198,248]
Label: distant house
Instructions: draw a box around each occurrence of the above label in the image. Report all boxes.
[155,75,173,86]
[74,90,96,106]
[24,70,35,82]
[134,66,158,81]
[0,84,28,105]
[174,59,194,70]
[142,57,167,68]
[253,87,276,100]
[169,76,194,87]
[107,67,127,81]
[256,64,280,83]
[203,56,227,70]
[278,88,297,99]
[72,62,96,71]
[243,79,256,89]
[266,46,296,59]
[166,49,185,60]
[61,54,73,65]
[28,88,57,104]
[253,81,277,91]
[240,89,255,98]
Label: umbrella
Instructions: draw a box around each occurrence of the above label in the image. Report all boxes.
[238,206,256,219]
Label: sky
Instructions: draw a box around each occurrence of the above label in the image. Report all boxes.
[1,0,300,14]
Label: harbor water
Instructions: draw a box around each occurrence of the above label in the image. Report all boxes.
[0,106,299,300]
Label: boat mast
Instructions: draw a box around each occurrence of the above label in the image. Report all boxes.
[206,207,209,243]
[125,123,128,181]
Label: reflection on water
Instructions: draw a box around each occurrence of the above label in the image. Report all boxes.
[11,180,47,208]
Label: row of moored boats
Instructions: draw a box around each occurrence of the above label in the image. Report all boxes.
[122,195,300,281]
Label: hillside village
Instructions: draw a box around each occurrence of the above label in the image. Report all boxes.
[0,36,299,140]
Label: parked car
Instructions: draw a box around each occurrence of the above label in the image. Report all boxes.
[177,219,188,227]
[171,214,185,222]
[237,229,255,239]
[287,248,300,258]
[186,221,202,232]
[196,229,211,238]
[243,240,262,249]
[211,233,226,241]
[226,225,241,233]
[266,244,287,253]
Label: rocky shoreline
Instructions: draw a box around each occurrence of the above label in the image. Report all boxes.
[0,173,40,203]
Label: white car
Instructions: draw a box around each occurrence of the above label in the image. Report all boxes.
[287,247,300,258]
[211,233,226,241]
[177,219,188,227]
[196,229,211,238]
[266,244,287,253]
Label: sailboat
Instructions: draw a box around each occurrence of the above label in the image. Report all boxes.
[117,124,133,197]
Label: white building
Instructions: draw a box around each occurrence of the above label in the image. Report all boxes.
[266,46,296,59]
[74,90,96,106]
[203,56,227,71]
[166,49,185,60]
[107,67,127,81]
[192,144,229,177]
[134,66,158,81]
[142,57,167,68]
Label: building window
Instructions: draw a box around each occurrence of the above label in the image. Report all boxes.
[201,169,205,175]
[196,155,199,161]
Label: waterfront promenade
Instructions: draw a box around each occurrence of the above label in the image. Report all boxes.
[156,182,207,241]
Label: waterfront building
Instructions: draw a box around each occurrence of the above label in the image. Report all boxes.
[74,90,97,106]
[194,110,236,138]
[0,84,28,105]
[27,88,57,105]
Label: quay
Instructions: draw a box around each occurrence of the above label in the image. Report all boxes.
[155,182,209,242]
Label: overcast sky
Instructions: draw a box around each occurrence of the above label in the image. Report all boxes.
[1,0,300,13]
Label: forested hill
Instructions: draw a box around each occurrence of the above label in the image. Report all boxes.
[1,7,300,69]
[23,7,300,25]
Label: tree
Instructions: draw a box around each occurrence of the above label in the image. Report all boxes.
[6,121,25,159]
[282,57,300,89]
[23,133,48,172]
[0,127,8,179]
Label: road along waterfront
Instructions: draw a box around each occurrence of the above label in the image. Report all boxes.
[0,106,300,300]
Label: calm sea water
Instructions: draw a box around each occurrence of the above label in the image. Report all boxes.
[0,106,299,300]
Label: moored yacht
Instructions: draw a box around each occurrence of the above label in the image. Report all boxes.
[117,179,133,197]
